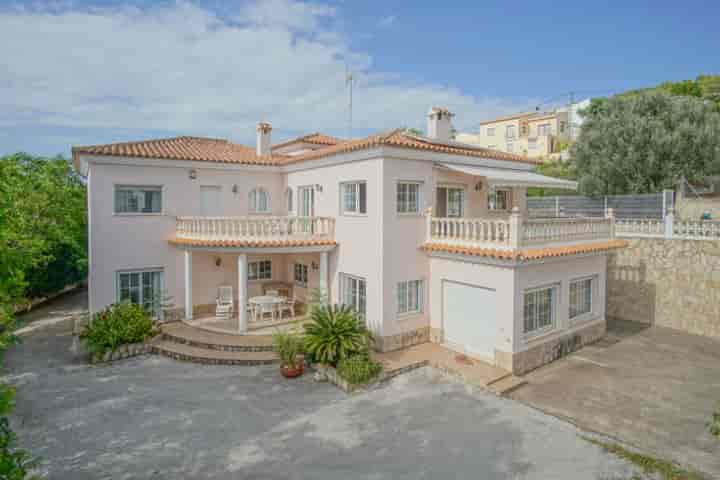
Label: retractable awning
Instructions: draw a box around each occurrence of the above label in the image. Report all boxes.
[438,163,578,190]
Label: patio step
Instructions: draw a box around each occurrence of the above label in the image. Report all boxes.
[487,375,528,396]
[160,322,276,352]
[150,339,278,366]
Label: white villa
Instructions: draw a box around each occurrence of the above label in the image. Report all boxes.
[73,107,625,374]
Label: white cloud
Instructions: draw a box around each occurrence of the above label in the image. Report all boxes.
[377,15,396,28]
[0,0,534,147]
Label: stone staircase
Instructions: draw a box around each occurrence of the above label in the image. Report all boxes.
[150,322,279,365]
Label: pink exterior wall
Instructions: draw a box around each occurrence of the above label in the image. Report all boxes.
[87,159,284,313]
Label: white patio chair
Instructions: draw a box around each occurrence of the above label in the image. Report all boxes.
[215,285,234,319]
[266,289,280,297]
[258,302,277,322]
[279,295,299,320]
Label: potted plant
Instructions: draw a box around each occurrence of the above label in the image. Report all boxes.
[273,328,304,378]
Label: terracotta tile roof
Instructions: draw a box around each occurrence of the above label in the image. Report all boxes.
[72,136,285,166]
[272,132,342,150]
[479,111,552,125]
[280,129,540,165]
[169,238,337,249]
[421,239,627,262]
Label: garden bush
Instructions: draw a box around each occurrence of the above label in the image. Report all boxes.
[80,302,158,356]
[303,304,371,366]
[337,354,383,385]
[272,329,303,369]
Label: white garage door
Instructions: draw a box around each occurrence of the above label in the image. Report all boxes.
[442,280,496,360]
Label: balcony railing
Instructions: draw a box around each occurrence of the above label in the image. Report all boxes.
[426,209,615,249]
[176,216,335,242]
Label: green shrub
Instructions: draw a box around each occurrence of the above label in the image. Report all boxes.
[80,302,157,356]
[272,329,303,369]
[709,403,720,438]
[0,385,39,479]
[337,354,383,385]
[303,304,371,366]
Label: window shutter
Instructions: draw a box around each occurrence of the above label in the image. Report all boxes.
[359,182,367,213]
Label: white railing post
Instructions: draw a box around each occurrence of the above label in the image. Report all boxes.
[509,207,522,248]
[555,196,560,217]
[425,207,433,242]
[664,207,674,239]
[605,207,615,239]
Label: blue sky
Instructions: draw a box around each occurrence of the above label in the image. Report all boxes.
[1,0,718,157]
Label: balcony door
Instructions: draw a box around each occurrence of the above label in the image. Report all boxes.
[200,185,221,216]
[436,186,465,217]
[297,186,315,234]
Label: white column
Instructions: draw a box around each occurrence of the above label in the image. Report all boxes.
[184,250,193,320]
[664,207,674,239]
[319,251,329,304]
[509,206,522,248]
[238,254,248,333]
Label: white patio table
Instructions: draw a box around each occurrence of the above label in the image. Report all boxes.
[249,295,286,322]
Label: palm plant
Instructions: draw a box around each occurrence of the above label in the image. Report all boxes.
[272,328,303,370]
[303,304,371,366]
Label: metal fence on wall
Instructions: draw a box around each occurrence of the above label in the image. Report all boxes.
[527,191,674,219]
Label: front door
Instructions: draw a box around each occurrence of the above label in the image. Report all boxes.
[298,186,315,234]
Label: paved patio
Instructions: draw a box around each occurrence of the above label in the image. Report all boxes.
[510,319,720,477]
[4,319,645,479]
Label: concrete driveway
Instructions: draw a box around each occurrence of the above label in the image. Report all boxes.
[510,320,720,477]
[4,321,645,479]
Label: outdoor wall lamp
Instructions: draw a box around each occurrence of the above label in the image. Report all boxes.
[188,169,197,180]
[315,184,323,193]
[311,261,319,271]
[232,184,238,194]
[215,257,222,267]
[474,182,483,191]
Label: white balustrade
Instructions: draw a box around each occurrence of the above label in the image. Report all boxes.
[176,216,335,242]
[522,217,612,245]
[429,217,511,247]
[615,218,665,238]
[673,220,720,240]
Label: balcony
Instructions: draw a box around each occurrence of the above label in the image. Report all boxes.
[426,210,615,251]
[174,216,335,247]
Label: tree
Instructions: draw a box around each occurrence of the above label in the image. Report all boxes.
[571,92,720,196]
[528,159,577,197]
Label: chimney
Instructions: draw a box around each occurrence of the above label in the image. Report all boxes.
[256,122,272,156]
[426,106,454,141]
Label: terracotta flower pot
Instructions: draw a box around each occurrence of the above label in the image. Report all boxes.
[280,363,304,378]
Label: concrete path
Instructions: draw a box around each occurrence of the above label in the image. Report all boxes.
[510,319,720,477]
[15,288,88,336]
[4,320,646,479]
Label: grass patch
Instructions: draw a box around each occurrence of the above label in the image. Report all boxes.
[583,437,705,480]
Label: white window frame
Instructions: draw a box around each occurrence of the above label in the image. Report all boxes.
[340,181,367,215]
[505,125,516,139]
[248,260,272,281]
[537,123,551,136]
[488,188,511,211]
[285,187,294,213]
[528,138,538,150]
[396,181,423,215]
[249,187,270,214]
[506,142,514,152]
[438,184,466,218]
[487,127,496,137]
[113,185,163,215]
[293,262,309,287]
[569,275,596,322]
[523,284,558,337]
[397,279,423,316]
[115,268,164,317]
[340,273,367,320]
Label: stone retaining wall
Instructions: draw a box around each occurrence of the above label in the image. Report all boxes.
[607,238,720,339]
[375,326,430,352]
[90,342,153,364]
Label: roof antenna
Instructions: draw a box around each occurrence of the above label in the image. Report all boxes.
[345,63,354,140]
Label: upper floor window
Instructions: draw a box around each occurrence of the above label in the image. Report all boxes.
[537,123,551,135]
[249,188,270,213]
[569,277,594,319]
[248,260,272,281]
[487,127,496,137]
[505,125,516,139]
[341,181,367,215]
[559,121,567,133]
[488,188,510,211]
[397,280,423,315]
[114,185,162,214]
[528,138,538,150]
[285,187,293,213]
[523,285,556,334]
[397,182,421,214]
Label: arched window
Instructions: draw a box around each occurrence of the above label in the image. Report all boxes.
[249,188,270,213]
[285,187,293,213]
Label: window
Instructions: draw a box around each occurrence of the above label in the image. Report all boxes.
[487,127,496,137]
[488,189,510,210]
[249,188,270,213]
[537,123,551,135]
[506,142,514,152]
[488,144,497,149]
[397,182,421,214]
[341,181,367,215]
[248,260,272,281]
[523,286,556,334]
[116,269,163,316]
[294,263,308,287]
[505,125,516,139]
[341,274,367,319]
[528,138,537,150]
[285,187,293,213]
[114,186,162,214]
[559,121,567,133]
[397,280,423,315]
[569,277,593,319]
